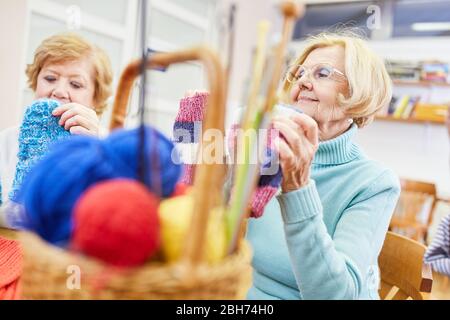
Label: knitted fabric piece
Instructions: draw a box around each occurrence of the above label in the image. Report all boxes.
[0,237,22,300]
[173,92,208,185]
[9,99,70,201]
[173,92,282,218]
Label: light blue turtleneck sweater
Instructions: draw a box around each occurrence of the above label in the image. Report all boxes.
[246,124,401,300]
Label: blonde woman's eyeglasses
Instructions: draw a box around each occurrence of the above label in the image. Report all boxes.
[286,63,347,84]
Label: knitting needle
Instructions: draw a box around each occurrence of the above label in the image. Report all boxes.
[226,3,237,82]
[264,1,304,114]
[137,0,149,187]
[226,20,271,252]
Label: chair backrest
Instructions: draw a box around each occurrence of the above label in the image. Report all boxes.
[390,179,437,242]
[400,179,437,225]
[378,231,433,300]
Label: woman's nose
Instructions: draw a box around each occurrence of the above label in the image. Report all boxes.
[297,76,313,91]
[51,82,70,99]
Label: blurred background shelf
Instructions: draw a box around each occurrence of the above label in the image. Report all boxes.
[375,115,446,125]
[393,80,450,88]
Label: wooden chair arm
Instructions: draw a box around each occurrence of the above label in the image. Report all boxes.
[421,263,433,293]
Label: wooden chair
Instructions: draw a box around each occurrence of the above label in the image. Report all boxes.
[390,179,437,243]
[379,231,433,300]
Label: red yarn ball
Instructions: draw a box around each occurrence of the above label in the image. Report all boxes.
[71,179,160,267]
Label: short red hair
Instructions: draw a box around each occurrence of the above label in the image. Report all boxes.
[26,33,113,115]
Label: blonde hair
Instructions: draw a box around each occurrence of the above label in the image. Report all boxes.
[281,31,392,128]
[26,33,113,115]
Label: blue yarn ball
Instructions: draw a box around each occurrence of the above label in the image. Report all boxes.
[105,126,181,197]
[9,99,70,200]
[14,125,181,245]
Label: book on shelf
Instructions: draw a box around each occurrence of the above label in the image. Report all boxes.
[386,60,422,81]
[378,95,448,122]
[386,59,450,84]
[392,95,411,118]
[421,61,450,83]
[401,96,420,119]
[414,103,448,122]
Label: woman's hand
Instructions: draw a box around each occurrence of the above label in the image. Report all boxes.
[272,113,319,193]
[52,103,100,136]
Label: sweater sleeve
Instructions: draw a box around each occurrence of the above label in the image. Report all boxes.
[276,170,400,299]
[424,214,450,276]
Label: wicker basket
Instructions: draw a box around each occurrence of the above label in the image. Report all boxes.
[18,47,253,300]
[19,232,251,299]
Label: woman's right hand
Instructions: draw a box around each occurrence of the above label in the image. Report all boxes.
[272,113,319,193]
[52,103,100,137]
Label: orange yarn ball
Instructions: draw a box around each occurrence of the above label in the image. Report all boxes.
[71,179,160,267]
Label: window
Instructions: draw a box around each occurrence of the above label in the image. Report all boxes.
[393,0,450,38]
[293,0,450,40]
[22,0,138,127]
[126,0,218,136]
[293,1,375,39]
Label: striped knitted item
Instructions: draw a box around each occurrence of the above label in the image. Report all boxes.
[0,237,22,300]
[251,126,282,218]
[172,92,207,185]
[9,99,71,201]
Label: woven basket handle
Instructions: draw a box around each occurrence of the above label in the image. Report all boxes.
[109,47,227,267]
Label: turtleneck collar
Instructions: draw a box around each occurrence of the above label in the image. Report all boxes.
[313,124,361,165]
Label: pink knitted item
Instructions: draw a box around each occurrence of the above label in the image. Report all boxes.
[173,92,208,185]
[175,92,207,122]
[0,237,22,300]
[250,185,279,217]
[180,164,196,185]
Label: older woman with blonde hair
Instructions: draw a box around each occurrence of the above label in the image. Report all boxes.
[246,32,401,300]
[0,32,113,204]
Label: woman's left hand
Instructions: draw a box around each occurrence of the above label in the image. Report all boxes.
[272,113,319,193]
[52,103,100,136]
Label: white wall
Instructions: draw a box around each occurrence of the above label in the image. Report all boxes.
[365,38,450,198]
[355,121,450,198]
[219,0,282,127]
[0,0,28,130]
[369,37,450,62]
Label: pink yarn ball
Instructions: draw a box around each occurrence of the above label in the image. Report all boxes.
[71,179,160,267]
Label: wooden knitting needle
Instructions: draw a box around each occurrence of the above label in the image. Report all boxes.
[263,0,304,114]
[226,20,271,253]
[227,0,305,254]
